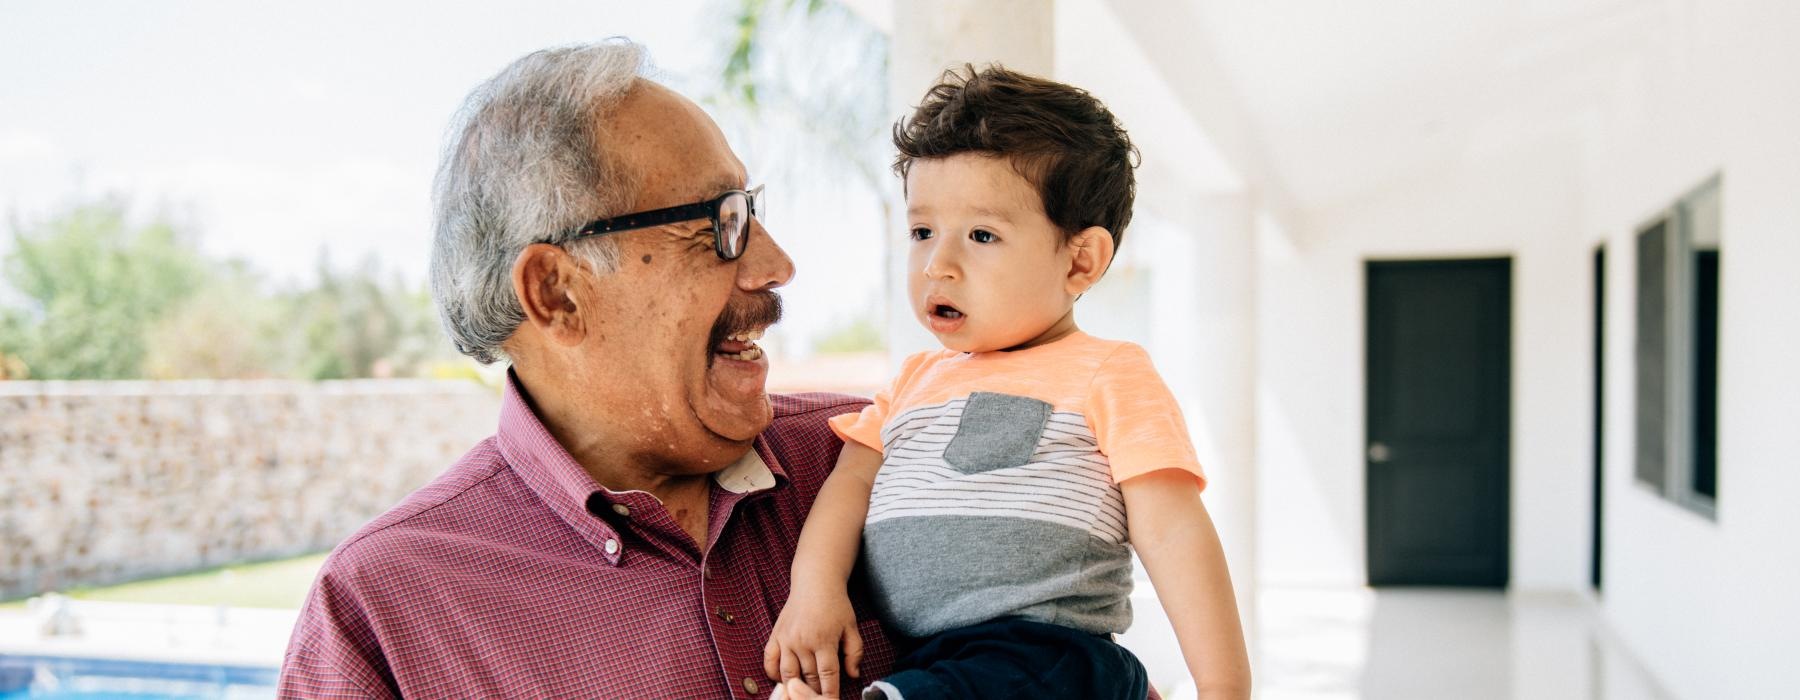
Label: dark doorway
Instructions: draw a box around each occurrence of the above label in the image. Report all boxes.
[1366,258,1511,587]
[1693,248,1720,501]
[1593,246,1606,591]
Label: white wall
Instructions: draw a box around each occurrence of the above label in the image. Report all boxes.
[1258,2,1800,696]
[1255,130,1593,592]
[883,2,1800,695]
[1580,3,1800,699]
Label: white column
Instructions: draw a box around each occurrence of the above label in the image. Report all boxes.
[1147,190,1260,663]
[885,0,1056,364]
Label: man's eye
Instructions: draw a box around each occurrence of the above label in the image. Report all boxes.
[910,227,934,241]
[971,230,998,244]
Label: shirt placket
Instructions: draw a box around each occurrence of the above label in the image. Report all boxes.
[596,485,774,698]
[702,487,785,699]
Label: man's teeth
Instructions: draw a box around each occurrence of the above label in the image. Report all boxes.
[715,329,765,361]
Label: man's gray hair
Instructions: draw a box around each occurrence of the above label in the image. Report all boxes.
[430,39,650,364]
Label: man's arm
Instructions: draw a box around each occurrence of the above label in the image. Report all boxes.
[278,642,395,700]
[275,550,403,698]
[764,440,884,694]
[1124,469,1252,700]
[278,574,399,700]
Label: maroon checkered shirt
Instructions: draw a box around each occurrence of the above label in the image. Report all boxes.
[277,373,895,698]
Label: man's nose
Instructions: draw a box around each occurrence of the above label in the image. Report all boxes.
[738,219,795,291]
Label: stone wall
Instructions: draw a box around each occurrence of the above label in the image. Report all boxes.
[0,380,501,600]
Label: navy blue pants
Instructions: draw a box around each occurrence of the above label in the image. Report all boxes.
[878,617,1148,700]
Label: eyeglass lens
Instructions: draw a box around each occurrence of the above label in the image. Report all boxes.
[718,192,750,259]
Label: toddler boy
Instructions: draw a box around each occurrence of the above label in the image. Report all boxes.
[764,66,1251,700]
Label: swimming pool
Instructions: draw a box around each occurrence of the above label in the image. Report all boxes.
[0,655,276,700]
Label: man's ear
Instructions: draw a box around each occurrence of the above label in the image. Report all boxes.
[1065,226,1116,296]
[511,243,587,348]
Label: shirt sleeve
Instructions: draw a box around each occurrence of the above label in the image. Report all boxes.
[279,643,393,699]
[1088,342,1207,487]
[276,566,399,699]
[828,350,934,454]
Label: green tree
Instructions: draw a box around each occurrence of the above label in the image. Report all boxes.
[142,259,287,379]
[0,198,210,379]
[280,253,448,380]
[0,198,458,381]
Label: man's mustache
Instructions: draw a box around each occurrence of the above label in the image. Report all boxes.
[707,291,782,357]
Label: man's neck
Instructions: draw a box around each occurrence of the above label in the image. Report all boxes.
[510,364,718,547]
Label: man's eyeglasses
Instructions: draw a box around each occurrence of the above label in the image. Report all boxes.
[559,185,764,261]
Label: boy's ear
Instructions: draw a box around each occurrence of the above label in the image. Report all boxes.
[1065,226,1115,296]
[511,243,589,348]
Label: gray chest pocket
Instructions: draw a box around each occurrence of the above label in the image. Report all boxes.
[943,392,1053,474]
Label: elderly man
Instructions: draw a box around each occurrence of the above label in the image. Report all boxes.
[277,40,894,698]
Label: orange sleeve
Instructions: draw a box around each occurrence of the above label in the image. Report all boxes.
[828,350,934,454]
[1088,342,1207,487]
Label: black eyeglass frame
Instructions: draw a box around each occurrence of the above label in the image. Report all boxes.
[558,185,764,261]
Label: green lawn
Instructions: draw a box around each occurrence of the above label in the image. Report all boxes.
[1,553,329,610]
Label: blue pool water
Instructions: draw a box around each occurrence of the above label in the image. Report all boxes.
[0,655,275,700]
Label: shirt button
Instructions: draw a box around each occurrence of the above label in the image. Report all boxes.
[611,503,631,518]
[743,678,760,695]
[715,607,736,624]
[603,538,619,555]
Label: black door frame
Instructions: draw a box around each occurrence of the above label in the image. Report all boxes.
[1593,245,1606,591]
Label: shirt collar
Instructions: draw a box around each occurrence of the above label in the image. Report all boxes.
[493,369,788,564]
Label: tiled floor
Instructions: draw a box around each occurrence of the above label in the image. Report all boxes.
[1252,587,1674,700]
[1123,586,1674,699]
[4,587,1677,699]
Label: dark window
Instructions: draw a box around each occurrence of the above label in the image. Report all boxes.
[1633,175,1720,519]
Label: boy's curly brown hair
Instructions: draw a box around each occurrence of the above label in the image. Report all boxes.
[893,64,1140,249]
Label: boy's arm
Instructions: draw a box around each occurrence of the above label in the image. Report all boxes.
[1123,469,1252,700]
[763,440,883,695]
[792,440,882,584]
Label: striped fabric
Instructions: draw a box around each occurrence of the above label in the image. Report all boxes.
[829,332,1205,638]
[870,401,1127,544]
[277,372,894,698]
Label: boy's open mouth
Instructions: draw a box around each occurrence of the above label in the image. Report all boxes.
[925,296,967,334]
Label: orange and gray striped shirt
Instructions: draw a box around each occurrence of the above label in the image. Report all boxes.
[829,331,1206,638]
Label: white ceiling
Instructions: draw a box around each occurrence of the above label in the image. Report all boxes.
[1164,0,1668,211]
[848,0,1674,217]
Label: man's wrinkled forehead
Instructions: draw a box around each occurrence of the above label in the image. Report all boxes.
[610,80,748,206]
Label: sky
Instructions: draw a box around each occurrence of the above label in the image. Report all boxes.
[0,0,889,356]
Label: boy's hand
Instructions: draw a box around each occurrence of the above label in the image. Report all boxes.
[768,678,827,700]
[762,585,864,696]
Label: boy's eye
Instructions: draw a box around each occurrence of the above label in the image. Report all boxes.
[970,230,998,244]
[910,227,934,241]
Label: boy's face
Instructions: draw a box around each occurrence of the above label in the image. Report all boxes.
[905,153,1079,353]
